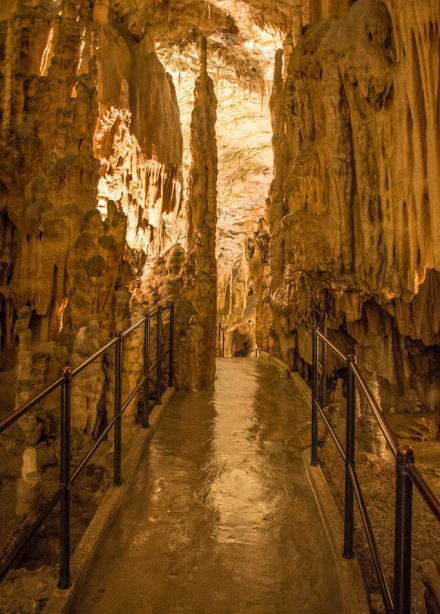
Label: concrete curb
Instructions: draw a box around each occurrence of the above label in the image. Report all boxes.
[43,387,175,614]
[257,350,291,377]
[303,452,370,614]
[258,352,312,390]
[258,353,370,613]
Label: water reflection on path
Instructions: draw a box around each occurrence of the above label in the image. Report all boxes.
[209,361,268,544]
[72,358,344,613]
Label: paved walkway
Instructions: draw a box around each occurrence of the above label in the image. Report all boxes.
[71,358,364,613]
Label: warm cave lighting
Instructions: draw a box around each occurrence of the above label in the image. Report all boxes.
[56,297,68,336]
[39,27,54,76]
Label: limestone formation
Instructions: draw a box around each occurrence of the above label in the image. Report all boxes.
[178,37,218,389]
[260,0,440,415]
[0,0,439,608]
[0,0,184,440]
[0,1,189,557]
[71,320,105,435]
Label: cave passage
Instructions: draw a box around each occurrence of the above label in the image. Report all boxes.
[71,358,357,613]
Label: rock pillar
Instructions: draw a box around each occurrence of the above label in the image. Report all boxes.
[181,37,218,389]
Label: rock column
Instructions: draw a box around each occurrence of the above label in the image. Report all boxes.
[180,37,218,389]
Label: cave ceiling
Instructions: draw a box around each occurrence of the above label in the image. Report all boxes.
[110,0,308,40]
[0,0,307,86]
[109,0,307,85]
[114,0,290,278]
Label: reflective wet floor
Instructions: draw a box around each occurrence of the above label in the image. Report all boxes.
[72,358,344,613]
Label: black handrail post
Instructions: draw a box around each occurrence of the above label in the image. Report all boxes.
[394,445,414,614]
[156,306,162,405]
[142,315,150,428]
[311,326,319,466]
[58,366,72,589]
[114,331,123,486]
[320,314,327,410]
[169,303,174,387]
[218,322,221,356]
[343,354,356,559]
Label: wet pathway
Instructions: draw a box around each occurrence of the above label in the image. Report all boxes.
[72,358,344,613]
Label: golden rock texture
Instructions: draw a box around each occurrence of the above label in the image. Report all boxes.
[260,0,440,411]
[0,1,183,376]
[0,0,188,501]
[178,37,218,389]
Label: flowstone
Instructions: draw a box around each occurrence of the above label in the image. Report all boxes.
[257,0,440,416]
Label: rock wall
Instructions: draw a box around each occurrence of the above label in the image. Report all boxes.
[258,0,440,412]
[0,0,184,504]
[0,0,183,375]
[309,0,354,22]
[94,25,183,263]
[126,37,218,390]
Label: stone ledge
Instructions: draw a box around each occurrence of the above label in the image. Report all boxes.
[257,350,291,377]
[303,450,370,614]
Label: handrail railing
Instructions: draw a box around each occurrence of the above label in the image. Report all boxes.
[311,315,440,614]
[0,302,175,589]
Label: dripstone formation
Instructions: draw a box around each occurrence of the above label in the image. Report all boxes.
[257,0,440,419]
[0,0,440,609]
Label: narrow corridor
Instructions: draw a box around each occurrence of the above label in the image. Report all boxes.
[72,358,347,613]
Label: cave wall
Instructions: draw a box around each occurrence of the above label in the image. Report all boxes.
[309,0,354,23]
[0,0,183,373]
[258,0,440,412]
[0,0,188,495]
[0,0,191,533]
[144,38,218,390]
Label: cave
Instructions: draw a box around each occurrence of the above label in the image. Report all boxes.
[0,0,440,611]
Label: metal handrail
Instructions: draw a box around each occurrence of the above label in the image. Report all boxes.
[0,302,175,588]
[348,462,394,611]
[70,337,118,378]
[311,316,440,614]
[407,463,440,522]
[0,375,64,434]
[315,329,347,365]
[352,365,399,455]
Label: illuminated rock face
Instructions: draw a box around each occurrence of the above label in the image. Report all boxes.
[179,38,218,389]
[1,0,439,416]
[0,0,188,495]
[94,27,183,261]
[260,0,440,411]
[1,3,102,366]
[0,2,183,377]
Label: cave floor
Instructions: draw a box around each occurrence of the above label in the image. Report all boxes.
[71,357,366,613]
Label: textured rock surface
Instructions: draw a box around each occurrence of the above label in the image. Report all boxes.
[0,0,185,542]
[0,0,365,419]
[178,38,218,389]
[0,1,184,420]
[259,0,440,414]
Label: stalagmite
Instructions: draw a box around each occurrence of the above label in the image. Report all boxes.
[177,36,218,389]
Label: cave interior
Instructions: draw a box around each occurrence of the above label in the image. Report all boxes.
[0,0,440,609]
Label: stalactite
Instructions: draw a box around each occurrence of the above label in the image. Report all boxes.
[292,4,303,46]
